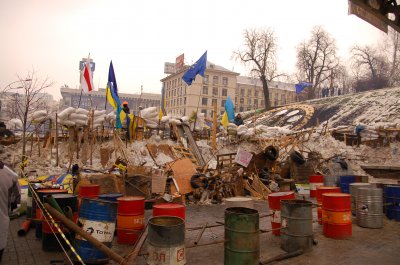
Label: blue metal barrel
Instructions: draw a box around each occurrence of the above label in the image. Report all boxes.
[339,176,356,193]
[98,193,123,202]
[74,198,118,264]
[384,185,400,221]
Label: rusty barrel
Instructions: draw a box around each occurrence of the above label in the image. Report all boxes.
[268,191,295,235]
[322,193,352,239]
[224,207,259,265]
[147,216,186,265]
[117,196,145,244]
[349,183,371,216]
[42,194,78,251]
[74,198,117,264]
[356,188,383,228]
[309,175,324,197]
[280,200,313,253]
[153,203,186,220]
[316,186,341,225]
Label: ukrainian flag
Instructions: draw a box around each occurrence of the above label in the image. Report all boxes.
[106,61,123,128]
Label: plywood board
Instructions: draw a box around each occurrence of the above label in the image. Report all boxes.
[168,158,197,195]
[152,171,167,194]
[146,144,176,166]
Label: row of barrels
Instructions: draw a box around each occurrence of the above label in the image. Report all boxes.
[27,184,186,264]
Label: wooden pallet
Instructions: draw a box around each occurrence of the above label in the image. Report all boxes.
[171,145,198,166]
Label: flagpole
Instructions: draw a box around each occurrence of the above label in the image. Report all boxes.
[193,90,202,132]
[77,89,83,108]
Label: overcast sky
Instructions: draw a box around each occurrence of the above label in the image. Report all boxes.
[0,0,385,99]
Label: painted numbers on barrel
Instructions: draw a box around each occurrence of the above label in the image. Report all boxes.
[77,218,116,242]
[147,245,186,265]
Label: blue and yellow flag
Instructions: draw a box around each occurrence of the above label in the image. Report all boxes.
[225,95,235,122]
[106,61,123,128]
[159,84,166,120]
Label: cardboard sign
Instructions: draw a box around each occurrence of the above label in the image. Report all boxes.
[234,148,253,167]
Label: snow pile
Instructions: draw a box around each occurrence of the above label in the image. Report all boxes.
[7,119,23,129]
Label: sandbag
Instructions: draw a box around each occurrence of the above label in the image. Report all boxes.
[58,107,75,119]
[70,113,88,120]
[161,116,170,123]
[32,110,47,119]
[76,108,89,115]
[140,107,158,118]
[74,119,88,126]
[93,117,105,124]
[94,110,106,116]
[60,120,76,127]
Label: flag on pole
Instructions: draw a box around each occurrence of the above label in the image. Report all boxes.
[81,54,94,93]
[159,84,166,120]
[225,96,235,122]
[106,61,121,109]
[295,82,313,94]
[221,96,235,129]
[182,51,207,86]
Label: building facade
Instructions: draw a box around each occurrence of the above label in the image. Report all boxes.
[60,87,161,115]
[161,61,296,118]
[161,62,239,118]
[235,76,296,112]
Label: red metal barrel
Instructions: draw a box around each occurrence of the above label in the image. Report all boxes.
[267,191,295,236]
[153,203,186,220]
[78,184,100,199]
[316,186,341,224]
[117,196,145,244]
[322,193,352,239]
[309,175,324,197]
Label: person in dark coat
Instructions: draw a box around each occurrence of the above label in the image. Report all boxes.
[122,101,130,114]
[233,114,244,126]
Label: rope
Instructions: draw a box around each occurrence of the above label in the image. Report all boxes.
[29,183,85,264]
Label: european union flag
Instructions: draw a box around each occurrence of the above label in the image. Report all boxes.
[295,82,313,94]
[182,51,207,86]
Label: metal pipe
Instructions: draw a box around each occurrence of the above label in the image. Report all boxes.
[194,222,208,245]
[43,203,128,265]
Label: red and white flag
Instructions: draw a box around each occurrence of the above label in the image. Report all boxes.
[81,54,94,93]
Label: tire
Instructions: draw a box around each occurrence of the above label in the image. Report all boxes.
[290,151,306,165]
[264,145,279,161]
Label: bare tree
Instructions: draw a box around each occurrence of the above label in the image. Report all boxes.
[2,70,53,157]
[233,28,285,109]
[384,28,400,86]
[350,45,389,92]
[296,26,339,99]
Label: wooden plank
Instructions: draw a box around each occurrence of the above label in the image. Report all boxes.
[168,158,196,195]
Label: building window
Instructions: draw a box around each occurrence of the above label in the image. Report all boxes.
[240,88,245,97]
[213,76,218,85]
[222,88,227,97]
[212,99,217,107]
[247,98,251,105]
[203,75,209,83]
[255,90,259,97]
[180,98,182,105]
[201,97,208,106]
[222,77,228,86]
[247,89,252,96]
[240,98,244,104]
[212,87,218,96]
[254,99,258,106]
[184,97,186,104]
[202,86,208,94]
[201,109,207,117]
[221,100,226,107]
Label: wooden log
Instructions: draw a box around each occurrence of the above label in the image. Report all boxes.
[43,203,128,265]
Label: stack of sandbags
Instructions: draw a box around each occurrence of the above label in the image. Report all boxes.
[237,125,249,136]
[104,112,116,125]
[7,118,23,129]
[57,107,89,127]
[30,110,49,123]
[242,127,255,139]
[92,110,106,129]
[140,107,159,129]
